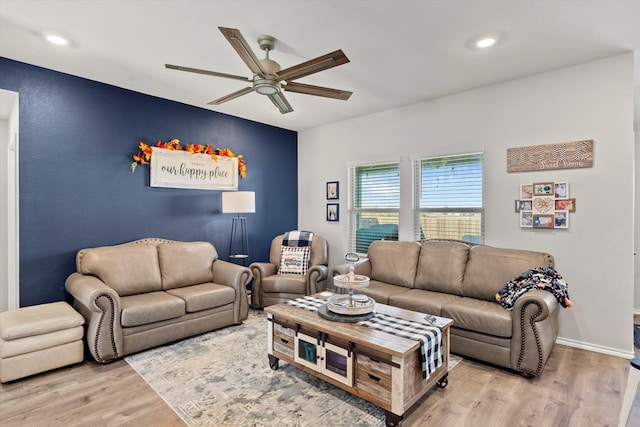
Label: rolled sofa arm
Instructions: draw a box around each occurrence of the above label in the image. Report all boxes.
[211,260,252,324]
[249,262,277,308]
[65,272,123,363]
[307,265,329,294]
[510,289,560,376]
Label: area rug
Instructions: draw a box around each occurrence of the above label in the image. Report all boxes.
[125,310,461,427]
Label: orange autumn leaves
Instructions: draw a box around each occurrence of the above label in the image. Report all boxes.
[131,139,247,178]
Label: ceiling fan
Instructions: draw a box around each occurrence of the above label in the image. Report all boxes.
[165,27,352,114]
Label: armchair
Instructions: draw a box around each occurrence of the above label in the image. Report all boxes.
[250,233,329,308]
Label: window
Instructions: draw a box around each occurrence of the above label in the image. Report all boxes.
[413,152,484,243]
[348,161,400,254]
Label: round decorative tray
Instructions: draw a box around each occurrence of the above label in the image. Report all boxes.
[318,305,375,322]
[333,273,370,289]
[326,295,375,315]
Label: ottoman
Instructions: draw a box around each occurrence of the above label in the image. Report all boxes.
[0,301,85,383]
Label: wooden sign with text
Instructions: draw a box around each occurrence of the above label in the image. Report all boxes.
[507,140,593,173]
[150,147,238,190]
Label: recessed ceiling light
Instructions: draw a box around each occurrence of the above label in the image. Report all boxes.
[44,33,69,46]
[476,38,496,48]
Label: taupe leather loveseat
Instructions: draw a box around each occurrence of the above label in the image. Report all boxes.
[331,240,559,376]
[65,238,252,363]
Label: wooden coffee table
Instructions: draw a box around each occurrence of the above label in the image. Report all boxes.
[264,295,453,427]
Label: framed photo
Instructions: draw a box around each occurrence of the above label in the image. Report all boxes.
[555,198,576,212]
[554,211,569,229]
[520,211,533,228]
[326,181,339,200]
[554,182,569,199]
[533,182,554,196]
[326,203,339,221]
[515,200,532,212]
[520,184,533,200]
[533,214,554,228]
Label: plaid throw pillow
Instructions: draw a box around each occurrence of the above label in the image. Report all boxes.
[278,246,310,275]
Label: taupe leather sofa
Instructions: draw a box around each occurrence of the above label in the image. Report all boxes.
[331,240,559,376]
[65,238,252,363]
[250,234,329,308]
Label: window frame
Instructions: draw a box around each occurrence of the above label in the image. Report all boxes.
[412,149,485,243]
[347,160,400,255]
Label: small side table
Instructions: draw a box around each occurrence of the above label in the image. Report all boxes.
[229,254,249,267]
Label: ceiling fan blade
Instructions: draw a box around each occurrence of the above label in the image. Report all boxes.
[218,27,267,78]
[283,81,352,100]
[165,64,251,82]
[268,92,294,114]
[277,50,350,82]
[207,87,253,105]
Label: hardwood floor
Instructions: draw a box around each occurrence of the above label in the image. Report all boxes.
[0,333,635,426]
[0,359,185,427]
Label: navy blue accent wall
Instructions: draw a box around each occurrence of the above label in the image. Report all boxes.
[0,57,298,307]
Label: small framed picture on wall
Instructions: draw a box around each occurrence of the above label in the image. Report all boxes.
[554,211,569,229]
[554,182,569,199]
[533,214,554,228]
[520,184,533,200]
[326,181,339,200]
[327,203,339,221]
[520,211,533,228]
[515,200,532,212]
[555,198,576,212]
[533,182,554,196]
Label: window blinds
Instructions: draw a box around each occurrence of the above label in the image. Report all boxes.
[413,152,484,243]
[348,162,400,254]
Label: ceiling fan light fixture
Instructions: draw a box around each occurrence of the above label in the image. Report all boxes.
[254,78,280,95]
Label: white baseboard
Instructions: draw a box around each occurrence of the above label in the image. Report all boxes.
[556,337,634,359]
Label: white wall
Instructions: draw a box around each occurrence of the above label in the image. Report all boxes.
[0,89,19,311]
[0,118,7,311]
[634,50,640,313]
[298,53,635,357]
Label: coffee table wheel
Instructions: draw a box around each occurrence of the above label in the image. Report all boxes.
[268,354,279,370]
[436,373,448,388]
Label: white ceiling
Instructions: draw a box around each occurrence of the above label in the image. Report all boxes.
[1,0,640,131]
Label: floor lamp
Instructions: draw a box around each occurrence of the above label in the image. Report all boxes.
[222,191,255,266]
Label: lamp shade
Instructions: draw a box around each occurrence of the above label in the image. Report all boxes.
[222,191,255,214]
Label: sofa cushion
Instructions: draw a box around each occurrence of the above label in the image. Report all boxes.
[262,275,306,294]
[166,283,236,312]
[78,244,162,296]
[120,291,185,327]
[414,241,469,295]
[0,302,84,341]
[353,280,412,305]
[158,241,217,290]
[368,241,421,288]
[389,289,462,316]
[462,245,554,301]
[441,298,512,338]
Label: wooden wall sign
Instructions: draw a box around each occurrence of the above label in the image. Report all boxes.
[507,139,593,173]
[150,147,238,191]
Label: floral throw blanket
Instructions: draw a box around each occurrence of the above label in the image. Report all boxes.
[495,266,572,310]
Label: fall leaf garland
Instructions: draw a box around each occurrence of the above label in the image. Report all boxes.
[131,139,247,178]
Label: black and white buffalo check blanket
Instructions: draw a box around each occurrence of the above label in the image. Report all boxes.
[282,230,314,247]
[286,296,443,380]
